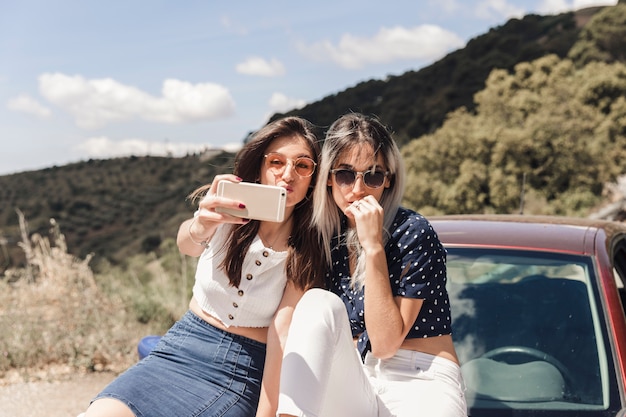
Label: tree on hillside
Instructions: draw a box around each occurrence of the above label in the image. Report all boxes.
[271,10,590,148]
[568,3,626,65]
[402,55,626,216]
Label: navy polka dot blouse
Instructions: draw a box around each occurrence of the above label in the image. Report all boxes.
[326,207,451,359]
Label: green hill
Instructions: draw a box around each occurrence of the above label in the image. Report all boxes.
[271,7,606,147]
[0,152,236,272]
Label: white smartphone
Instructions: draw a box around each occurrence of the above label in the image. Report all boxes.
[216,182,287,222]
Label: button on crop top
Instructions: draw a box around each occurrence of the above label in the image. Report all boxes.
[193,224,288,328]
[326,207,451,358]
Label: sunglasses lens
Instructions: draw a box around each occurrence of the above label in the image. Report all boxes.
[334,169,356,186]
[364,171,385,188]
[265,153,287,173]
[294,158,316,177]
[333,169,386,188]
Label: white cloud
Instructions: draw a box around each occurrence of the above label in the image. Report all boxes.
[538,0,570,13]
[537,0,616,14]
[74,136,216,158]
[429,0,462,13]
[268,92,306,114]
[261,93,307,123]
[574,0,617,7]
[475,0,525,20]
[236,57,286,77]
[298,25,465,70]
[6,94,52,118]
[38,73,236,129]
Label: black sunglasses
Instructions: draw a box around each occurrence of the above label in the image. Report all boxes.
[330,168,390,189]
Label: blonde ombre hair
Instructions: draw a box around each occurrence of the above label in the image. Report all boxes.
[312,113,405,289]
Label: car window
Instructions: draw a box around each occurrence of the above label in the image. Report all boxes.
[446,248,616,415]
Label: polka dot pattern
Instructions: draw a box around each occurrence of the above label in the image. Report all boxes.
[326,207,452,357]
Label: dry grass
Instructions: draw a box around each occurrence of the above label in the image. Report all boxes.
[0,210,195,385]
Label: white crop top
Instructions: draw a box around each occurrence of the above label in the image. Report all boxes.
[192,224,288,328]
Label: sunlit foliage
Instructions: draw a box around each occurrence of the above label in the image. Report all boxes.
[402,55,626,216]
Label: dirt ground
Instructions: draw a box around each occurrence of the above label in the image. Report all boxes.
[0,372,116,417]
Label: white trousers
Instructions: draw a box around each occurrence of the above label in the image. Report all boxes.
[277,289,467,417]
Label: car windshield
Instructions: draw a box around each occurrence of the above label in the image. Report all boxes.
[447,248,616,414]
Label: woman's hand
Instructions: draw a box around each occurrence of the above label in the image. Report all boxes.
[345,195,384,254]
[194,174,251,226]
[177,174,250,256]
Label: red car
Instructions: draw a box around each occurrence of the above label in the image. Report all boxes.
[138,214,626,415]
[430,215,626,417]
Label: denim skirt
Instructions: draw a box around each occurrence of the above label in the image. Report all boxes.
[93,310,266,417]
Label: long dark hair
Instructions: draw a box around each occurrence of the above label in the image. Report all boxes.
[191,116,324,290]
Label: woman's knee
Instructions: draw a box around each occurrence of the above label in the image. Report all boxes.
[84,398,135,417]
[297,288,344,314]
[293,289,347,330]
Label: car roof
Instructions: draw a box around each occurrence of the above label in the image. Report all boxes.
[428,214,626,255]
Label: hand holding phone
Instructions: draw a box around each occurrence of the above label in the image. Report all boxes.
[216,182,287,222]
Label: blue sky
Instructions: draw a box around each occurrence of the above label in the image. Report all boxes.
[0,0,617,175]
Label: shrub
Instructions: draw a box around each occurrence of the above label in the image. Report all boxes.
[0,211,194,383]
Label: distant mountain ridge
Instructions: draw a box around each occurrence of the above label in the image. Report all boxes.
[271,7,605,147]
[0,5,620,273]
